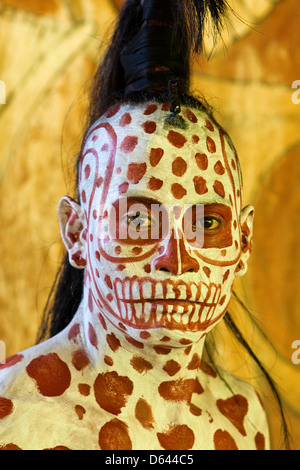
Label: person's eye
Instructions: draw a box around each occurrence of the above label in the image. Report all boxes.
[126,212,154,230]
[194,216,223,231]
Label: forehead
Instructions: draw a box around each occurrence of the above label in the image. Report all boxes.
[80,102,242,211]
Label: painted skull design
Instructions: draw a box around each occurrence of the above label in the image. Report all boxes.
[61,101,253,348]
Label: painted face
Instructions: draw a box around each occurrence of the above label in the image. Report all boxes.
[77,102,249,346]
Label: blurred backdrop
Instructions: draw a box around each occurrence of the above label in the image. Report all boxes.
[0,0,299,449]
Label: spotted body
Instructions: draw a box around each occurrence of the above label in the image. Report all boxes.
[0,103,269,450]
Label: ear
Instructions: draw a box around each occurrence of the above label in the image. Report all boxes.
[235,205,254,278]
[57,197,87,269]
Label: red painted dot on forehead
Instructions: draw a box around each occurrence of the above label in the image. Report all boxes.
[119,112,132,127]
[127,162,147,184]
[205,119,214,132]
[214,160,225,175]
[148,176,163,191]
[119,182,129,195]
[168,130,187,149]
[142,121,157,134]
[106,103,121,118]
[171,183,187,199]
[184,108,198,123]
[84,164,91,179]
[193,176,208,195]
[172,157,187,177]
[206,136,216,153]
[150,148,164,166]
[195,153,208,171]
[161,102,170,111]
[120,135,138,153]
[213,180,225,198]
[144,103,158,115]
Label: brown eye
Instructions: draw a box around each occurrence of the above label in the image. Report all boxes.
[194,216,222,231]
[125,212,155,231]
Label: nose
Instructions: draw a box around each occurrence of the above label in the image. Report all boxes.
[153,229,199,275]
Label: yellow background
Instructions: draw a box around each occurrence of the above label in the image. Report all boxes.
[0,0,299,449]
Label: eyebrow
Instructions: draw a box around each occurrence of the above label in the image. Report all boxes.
[115,195,232,212]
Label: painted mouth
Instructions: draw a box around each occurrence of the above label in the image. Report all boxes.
[113,277,222,330]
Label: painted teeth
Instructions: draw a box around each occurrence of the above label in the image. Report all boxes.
[142,281,154,299]
[113,277,220,328]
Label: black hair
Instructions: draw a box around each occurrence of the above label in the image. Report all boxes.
[37,0,290,449]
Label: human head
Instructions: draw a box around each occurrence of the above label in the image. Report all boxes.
[58,99,253,347]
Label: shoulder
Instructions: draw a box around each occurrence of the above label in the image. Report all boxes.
[0,328,80,415]
[211,365,270,449]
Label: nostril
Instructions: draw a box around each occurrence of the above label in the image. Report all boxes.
[159,268,170,273]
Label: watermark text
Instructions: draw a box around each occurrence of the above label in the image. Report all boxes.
[291,80,300,104]
[0,341,6,364]
[0,80,6,105]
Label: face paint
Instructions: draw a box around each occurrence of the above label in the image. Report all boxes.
[77,102,248,347]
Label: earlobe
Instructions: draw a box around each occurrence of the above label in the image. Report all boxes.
[235,205,254,278]
[57,197,87,269]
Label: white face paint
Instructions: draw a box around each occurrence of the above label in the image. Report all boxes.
[65,102,253,348]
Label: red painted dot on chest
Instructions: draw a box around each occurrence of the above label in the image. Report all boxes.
[127,162,147,184]
[78,383,91,396]
[214,429,238,450]
[135,398,155,429]
[99,418,132,450]
[106,332,121,352]
[75,404,86,420]
[130,355,153,374]
[255,432,266,450]
[163,359,181,376]
[216,394,249,436]
[93,371,133,415]
[71,349,90,371]
[157,424,195,450]
[26,353,71,397]
[68,323,80,342]
[158,378,204,403]
[0,397,13,419]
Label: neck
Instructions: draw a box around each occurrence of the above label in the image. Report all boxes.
[75,288,207,386]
